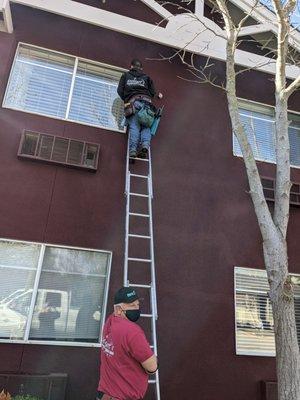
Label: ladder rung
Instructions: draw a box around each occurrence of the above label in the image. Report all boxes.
[130,173,148,179]
[128,234,151,239]
[129,283,151,288]
[129,192,149,198]
[141,313,153,318]
[129,212,150,218]
[129,157,149,162]
[128,257,152,263]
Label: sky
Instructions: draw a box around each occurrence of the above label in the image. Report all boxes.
[261,0,300,30]
[291,1,300,29]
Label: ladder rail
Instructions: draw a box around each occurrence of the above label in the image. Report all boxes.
[123,172,131,286]
[123,142,160,400]
[125,138,130,196]
[148,164,158,319]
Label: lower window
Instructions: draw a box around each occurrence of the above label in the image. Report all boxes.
[0,239,111,346]
[235,266,300,356]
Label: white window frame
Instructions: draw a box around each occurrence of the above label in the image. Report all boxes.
[234,266,300,357]
[2,42,126,133]
[0,237,112,348]
[232,98,300,169]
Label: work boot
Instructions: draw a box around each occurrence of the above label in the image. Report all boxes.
[138,147,148,159]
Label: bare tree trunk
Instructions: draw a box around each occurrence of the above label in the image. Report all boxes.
[214,0,300,397]
[263,237,300,400]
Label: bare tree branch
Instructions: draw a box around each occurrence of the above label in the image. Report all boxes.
[285,74,300,97]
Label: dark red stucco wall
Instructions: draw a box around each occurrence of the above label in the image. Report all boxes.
[0,3,300,400]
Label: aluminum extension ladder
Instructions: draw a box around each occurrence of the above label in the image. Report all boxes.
[123,141,161,400]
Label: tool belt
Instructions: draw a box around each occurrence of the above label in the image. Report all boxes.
[129,94,152,104]
[124,95,152,118]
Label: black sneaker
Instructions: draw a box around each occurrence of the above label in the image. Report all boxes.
[138,148,148,159]
[129,150,137,158]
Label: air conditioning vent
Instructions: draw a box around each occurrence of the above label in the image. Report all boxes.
[261,177,300,206]
[18,130,100,171]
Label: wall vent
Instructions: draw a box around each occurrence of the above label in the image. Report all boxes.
[261,177,300,206]
[18,130,100,171]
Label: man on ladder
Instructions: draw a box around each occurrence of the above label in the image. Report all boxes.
[117,58,163,159]
[97,287,158,400]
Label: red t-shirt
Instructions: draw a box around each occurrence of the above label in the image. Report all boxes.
[98,314,154,400]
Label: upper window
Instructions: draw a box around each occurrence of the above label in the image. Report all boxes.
[0,239,111,346]
[3,44,124,132]
[233,101,300,167]
[235,267,300,356]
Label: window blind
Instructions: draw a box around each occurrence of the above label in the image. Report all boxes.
[4,44,124,132]
[68,61,124,131]
[233,105,300,167]
[4,45,74,118]
[235,267,300,356]
[0,241,41,340]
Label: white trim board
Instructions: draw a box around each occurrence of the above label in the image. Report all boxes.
[9,0,300,80]
[0,0,13,33]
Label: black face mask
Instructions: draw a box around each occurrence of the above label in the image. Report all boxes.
[124,309,141,322]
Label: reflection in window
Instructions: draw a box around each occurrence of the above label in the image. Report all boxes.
[29,247,109,342]
[0,239,111,345]
[235,267,300,356]
[0,241,40,340]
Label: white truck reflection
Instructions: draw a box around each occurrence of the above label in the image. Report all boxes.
[0,289,78,339]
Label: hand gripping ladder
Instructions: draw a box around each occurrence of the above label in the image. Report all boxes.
[124,141,160,400]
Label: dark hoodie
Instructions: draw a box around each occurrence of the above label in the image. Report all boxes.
[117,68,156,103]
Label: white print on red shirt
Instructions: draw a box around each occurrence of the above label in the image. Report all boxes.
[102,335,114,357]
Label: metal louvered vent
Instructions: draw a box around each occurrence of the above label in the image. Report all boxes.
[261,177,300,206]
[235,267,300,356]
[18,131,99,171]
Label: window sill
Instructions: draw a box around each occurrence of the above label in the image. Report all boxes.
[233,152,300,171]
[2,106,126,134]
[0,338,101,347]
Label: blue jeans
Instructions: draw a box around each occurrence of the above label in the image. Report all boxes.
[127,100,151,152]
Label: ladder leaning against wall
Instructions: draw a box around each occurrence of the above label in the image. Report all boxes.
[123,141,160,400]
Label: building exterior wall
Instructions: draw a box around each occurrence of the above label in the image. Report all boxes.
[0,3,300,400]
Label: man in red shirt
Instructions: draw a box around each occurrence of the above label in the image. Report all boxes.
[97,287,158,400]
